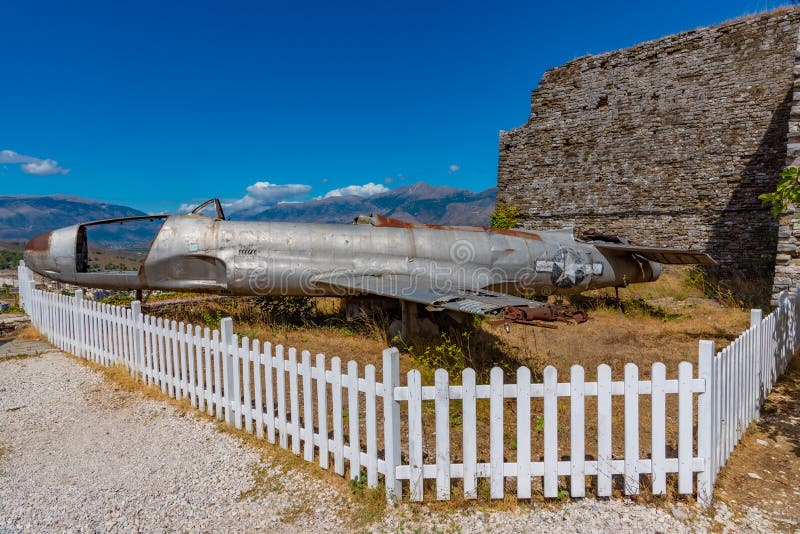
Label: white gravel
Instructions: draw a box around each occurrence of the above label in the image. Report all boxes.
[0,352,346,533]
[0,351,780,533]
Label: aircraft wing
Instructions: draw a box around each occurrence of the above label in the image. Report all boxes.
[311,273,544,316]
[591,243,717,265]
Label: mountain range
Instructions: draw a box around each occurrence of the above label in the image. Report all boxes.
[241,183,496,225]
[0,183,497,244]
[0,195,146,243]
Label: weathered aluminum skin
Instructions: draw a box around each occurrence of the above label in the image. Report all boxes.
[23,209,715,317]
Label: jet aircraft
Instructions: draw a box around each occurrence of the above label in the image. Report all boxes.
[23,199,715,327]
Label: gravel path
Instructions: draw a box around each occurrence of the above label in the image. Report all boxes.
[0,351,781,532]
[0,352,346,533]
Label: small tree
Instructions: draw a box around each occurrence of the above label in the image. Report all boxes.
[490,204,519,229]
[759,166,800,216]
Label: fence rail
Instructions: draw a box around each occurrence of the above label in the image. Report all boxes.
[16,262,799,505]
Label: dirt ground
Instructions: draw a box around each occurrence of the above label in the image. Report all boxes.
[714,355,800,530]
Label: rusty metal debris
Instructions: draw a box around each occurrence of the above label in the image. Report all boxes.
[23,198,716,329]
[491,304,588,330]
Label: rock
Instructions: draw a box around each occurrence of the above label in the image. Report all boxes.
[670,505,688,521]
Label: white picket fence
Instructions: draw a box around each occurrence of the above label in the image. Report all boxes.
[16,263,799,505]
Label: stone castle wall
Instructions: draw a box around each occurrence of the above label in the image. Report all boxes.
[497,9,800,305]
[773,37,800,304]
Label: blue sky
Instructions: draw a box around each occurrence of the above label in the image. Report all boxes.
[0,0,793,214]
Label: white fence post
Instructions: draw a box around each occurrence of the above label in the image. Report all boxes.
[569,365,585,498]
[516,366,531,499]
[301,350,313,459]
[677,361,693,494]
[332,357,345,473]
[131,300,143,378]
[365,364,378,488]
[750,308,762,328]
[697,339,716,506]
[17,261,25,309]
[382,347,402,503]
[750,309,763,421]
[650,363,666,495]
[543,365,558,498]
[596,364,613,497]
[462,367,477,500]
[74,289,85,358]
[290,349,300,451]
[780,291,788,375]
[407,369,423,501]
[347,359,361,480]
[220,317,234,425]
[489,367,504,499]
[28,281,37,329]
[623,363,640,496]
[315,352,327,466]
[435,368,451,500]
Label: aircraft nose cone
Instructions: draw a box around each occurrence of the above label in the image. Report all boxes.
[23,231,52,274]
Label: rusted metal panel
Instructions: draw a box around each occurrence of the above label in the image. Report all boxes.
[24,231,51,252]
[371,214,543,241]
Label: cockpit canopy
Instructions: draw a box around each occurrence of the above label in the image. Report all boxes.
[190,198,226,220]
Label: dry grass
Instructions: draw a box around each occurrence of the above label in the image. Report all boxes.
[0,353,43,362]
[14,325,47,342]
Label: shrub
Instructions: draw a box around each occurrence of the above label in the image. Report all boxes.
[759,166,800,216]
[101,293,134,306]
[252,296,316,325]
[489,204,519,229]
[0,250,22,270]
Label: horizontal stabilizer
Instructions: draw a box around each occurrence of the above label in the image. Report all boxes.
[592,243,716,265]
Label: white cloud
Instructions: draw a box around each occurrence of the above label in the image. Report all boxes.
[182,180,392,216]
[21,159,69,176]
[448,164,460,175]
[0,150,36,164]
[0,149,69,175]
[216,181,312,216]
[324,182,389,199]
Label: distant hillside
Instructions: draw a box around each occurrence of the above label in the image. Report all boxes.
[244,183,497,226]
[0,195,146,241]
